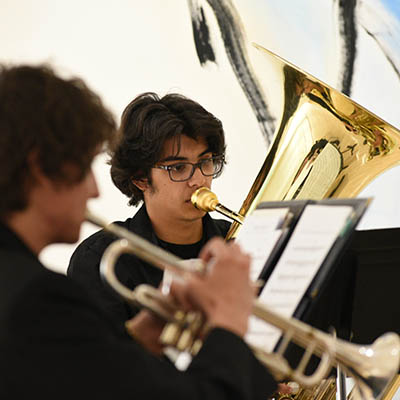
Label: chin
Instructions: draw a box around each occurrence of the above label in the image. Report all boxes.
[182,201,206,220]
[188,208,206,219]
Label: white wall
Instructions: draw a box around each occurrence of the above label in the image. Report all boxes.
[1,0,400,274]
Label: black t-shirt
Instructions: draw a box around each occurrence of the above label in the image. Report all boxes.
[157,237,205,260]
[68,205,231,327]
[0,222,277,399]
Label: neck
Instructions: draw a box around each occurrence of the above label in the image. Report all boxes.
[147,212,204,245]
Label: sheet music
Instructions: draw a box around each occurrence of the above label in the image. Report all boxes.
[235,207,290,282]
[245,204,353,352]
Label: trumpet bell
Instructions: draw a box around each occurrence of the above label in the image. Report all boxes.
[226,44,400,239]
[341,332,400,400]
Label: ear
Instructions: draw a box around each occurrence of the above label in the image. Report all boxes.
[132,177,149,192]
[27,150,50,187]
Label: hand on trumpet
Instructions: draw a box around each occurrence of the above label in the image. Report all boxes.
[169,237,254,338]
[125,237,255,355]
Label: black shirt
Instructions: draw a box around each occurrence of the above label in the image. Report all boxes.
[0,222,276,399]
[158,238,205,260]
[68,204,231,329]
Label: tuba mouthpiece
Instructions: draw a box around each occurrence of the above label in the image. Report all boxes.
[191,187,244,225]
[191,187,219,212]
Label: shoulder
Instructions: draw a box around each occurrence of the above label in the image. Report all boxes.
[0,250,46,306]
[67,218,133,278]
[77,205,154,255]
[0,251,98,321]
[72,217,134,259]
[6,267,121,342]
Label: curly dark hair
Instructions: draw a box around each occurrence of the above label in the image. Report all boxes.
[0,64,116,217]
[110,92,226,207]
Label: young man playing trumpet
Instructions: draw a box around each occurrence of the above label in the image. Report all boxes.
[68,92,231,330]
[0,64,277,399]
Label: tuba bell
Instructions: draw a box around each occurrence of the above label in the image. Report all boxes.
[192,44,400,239]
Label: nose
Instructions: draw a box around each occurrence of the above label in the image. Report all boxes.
[187,165,206,187]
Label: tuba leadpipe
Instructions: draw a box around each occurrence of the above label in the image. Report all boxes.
[87,210,400,400]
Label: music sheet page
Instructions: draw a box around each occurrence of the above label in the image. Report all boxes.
[235,207,290,282]
[245,204,353,352]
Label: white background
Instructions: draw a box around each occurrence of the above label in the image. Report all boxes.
[2,0,400,273]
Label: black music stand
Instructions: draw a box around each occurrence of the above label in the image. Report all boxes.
[253,198,370,371]
[298,226,400,374]
[345,227,400,343]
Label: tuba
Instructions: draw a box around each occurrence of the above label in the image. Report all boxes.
[192,44,400,240]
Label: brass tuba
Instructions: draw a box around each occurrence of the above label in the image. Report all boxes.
[192,44,400,239]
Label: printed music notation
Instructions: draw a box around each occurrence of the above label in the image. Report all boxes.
[242,204,354,352]
[235,207,291,282]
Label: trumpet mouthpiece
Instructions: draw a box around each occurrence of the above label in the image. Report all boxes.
[191,187,219,212]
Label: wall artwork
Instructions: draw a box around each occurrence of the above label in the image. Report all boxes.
[2,0,400,270]
[185,0,400,228]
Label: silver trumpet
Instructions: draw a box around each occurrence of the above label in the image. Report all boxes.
[86,210,400,400]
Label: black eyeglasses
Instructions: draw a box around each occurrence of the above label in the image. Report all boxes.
[154,155,225,182]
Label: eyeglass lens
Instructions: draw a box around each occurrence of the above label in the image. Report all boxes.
[170,157,223,181]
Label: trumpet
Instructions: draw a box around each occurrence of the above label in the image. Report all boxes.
[86,210,400,400]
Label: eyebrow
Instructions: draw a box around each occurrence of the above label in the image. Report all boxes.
[160,148,212,163]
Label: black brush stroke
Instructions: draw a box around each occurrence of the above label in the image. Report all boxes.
[188,0,216,64]
[362,27,400,81]
[336,0,358,96]
[188,0,275,143]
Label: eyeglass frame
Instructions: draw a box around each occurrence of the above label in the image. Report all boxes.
[153,154,225,182]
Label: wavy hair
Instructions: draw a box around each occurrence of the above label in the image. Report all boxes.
[110,92,226,206]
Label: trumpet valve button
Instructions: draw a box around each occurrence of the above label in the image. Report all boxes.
[160,323,182,347]
[176,329,194,351]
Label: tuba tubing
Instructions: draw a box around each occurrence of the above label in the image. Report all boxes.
[87,210,400,399]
